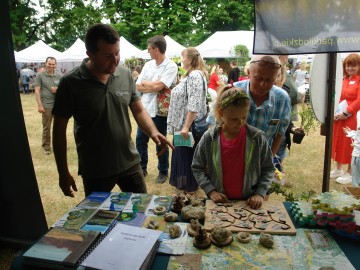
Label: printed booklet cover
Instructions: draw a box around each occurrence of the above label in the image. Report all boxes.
[23,227,100,268]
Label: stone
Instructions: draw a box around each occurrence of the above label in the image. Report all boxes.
[187,219,201,236]
[164,212,178,222]
[210,227,233,247]
[259,233,274,248]
[181,205,205,221]
[237,232,252,243]
[147,219,159,230]
[193,226,211,249]
[169,224,181,238]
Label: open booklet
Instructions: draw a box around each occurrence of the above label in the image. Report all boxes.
[173,132,195,147]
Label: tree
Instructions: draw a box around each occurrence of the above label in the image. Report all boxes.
[9,0,40,50]
[10,0,254,52]
[101,0,254,48]
[230,44,250,69]
[9,0,102,51]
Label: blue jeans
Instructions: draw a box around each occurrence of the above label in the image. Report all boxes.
[23,83,29,94]
[352,157,360,187]
[136,115,169,175]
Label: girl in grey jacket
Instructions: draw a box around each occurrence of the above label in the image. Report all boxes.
[191,87,274,209]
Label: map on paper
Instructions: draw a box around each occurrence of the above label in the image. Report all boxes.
[185,228,355,270]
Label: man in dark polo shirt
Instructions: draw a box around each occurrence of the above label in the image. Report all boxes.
[52,23,173,197]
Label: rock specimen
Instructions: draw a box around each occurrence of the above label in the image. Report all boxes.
[147,219,159,230]
[172,194,186,213]
[187,219,201,236]
[237,232,252,243]
[259,233,274,248]
[153,206,166,215]
[210,227,233,247]
[169,224,181,238]
[181,205,205,221]
[193,226,211,249]
[164,212,178,222]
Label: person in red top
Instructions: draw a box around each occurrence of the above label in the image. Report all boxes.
[331,53,360,184]
[208,65,223,92]
[192,86,274,209]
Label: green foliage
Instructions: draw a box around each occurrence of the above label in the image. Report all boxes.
[9,0,254,51]
[299,104,318,135]
[230,44,250,70]
[269,182,316,202]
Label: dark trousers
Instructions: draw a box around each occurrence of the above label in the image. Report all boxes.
[136,115,169,175]
[82,163,147,197]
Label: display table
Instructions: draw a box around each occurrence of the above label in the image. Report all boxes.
[11,202,360,270]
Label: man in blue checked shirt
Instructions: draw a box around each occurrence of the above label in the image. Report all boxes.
[234,55,291,156]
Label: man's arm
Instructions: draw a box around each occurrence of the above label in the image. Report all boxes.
[130,100,174,155]
[271,133,283,156]
[53,116,77,197]
[34,85,45,113]
[137,80,166,93]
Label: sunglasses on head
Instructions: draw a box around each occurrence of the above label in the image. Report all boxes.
[250,60,282,69]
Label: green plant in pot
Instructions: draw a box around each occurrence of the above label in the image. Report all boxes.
[292,104,318,144]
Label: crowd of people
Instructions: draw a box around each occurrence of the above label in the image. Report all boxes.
[23,23,359,208]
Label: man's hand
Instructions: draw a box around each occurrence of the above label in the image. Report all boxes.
[151,132,174,157]
[38,105,45,113]
[246,194,264,209]
[209,190,228,203]
[59,173,78,197]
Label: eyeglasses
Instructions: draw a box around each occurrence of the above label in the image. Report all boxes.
[250,60,282,69]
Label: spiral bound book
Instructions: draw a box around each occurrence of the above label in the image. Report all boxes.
[80,223,162,270]
[23,227,100,269]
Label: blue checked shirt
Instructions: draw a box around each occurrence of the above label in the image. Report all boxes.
[234,80,291,146]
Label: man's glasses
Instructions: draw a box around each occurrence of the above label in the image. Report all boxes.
[250,60,282,69]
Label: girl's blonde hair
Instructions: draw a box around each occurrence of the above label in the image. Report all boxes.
[182,47,208,79]
[214,85,250,122]
[210,65,219,75]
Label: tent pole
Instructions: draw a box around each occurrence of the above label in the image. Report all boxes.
[322,52,337,192]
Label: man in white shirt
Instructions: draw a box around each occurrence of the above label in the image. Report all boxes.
[136,35,178,183]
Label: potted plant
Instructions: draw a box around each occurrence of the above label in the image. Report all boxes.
[292,104,318,144]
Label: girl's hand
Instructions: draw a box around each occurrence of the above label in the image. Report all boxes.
[209,190,228,203]
[246,194,264,209]
[343,126,351,134]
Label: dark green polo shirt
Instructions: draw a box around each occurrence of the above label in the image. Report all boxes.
[34,70,62,108]
[53,59,141,178]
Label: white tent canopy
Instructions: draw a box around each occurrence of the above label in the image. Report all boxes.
[196,31,254,58]
[57,38,86,63]
[16,37,142,64]
[119,36,142,61]
[15,40,62,63]
[136,35,185,59]
[57,36,142,62]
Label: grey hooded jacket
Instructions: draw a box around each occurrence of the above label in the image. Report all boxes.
[191,124,274,199]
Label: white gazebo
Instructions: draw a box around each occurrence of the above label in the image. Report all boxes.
[15,40,62,63]
[136,35,186,59]
[196,31,254,58]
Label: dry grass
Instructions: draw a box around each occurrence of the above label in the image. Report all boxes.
[0,94,348,269]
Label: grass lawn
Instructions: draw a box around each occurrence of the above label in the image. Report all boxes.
[0,92,348,269]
